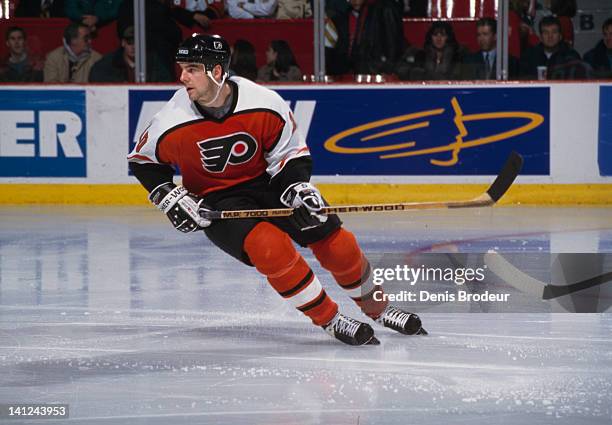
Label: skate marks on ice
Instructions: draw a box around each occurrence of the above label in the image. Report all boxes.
[0,206,611,424]
[1,307,611,425]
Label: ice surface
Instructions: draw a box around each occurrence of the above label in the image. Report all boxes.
[0,206,611,424]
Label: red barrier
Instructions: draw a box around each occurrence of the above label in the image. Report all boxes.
[0,18,483,75]
[0,18,120,60]
[189,19,313,71]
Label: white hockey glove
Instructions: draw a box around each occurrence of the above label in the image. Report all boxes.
[149,183,213,233]
[280,182,328,230]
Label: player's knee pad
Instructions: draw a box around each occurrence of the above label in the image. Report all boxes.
[310,228,362,274]
[244,222,298,276]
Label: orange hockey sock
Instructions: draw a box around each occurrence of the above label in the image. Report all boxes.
[244,222,338,326]
[310,228,388,318]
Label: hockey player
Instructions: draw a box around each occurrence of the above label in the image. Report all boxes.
[128,34,426,345]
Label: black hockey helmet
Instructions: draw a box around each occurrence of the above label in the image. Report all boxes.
[175,33,231,76]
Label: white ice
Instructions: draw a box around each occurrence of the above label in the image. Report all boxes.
[0,206,611,424]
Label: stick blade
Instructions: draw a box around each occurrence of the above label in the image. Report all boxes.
[484,251,545,299]
[486,151,524,203]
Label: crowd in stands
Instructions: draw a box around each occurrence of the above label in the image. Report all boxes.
[1,0,611,83]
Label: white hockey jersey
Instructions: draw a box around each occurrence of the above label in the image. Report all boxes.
[127,77,309,196]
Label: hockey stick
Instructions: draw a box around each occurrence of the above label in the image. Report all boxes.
[208,151,524,220]
[484,252,612,300]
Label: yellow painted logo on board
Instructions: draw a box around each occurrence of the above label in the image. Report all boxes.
[324,97,544,167]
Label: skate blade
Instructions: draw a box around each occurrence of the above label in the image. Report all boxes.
[416,327,428,336]
[365,335,380,345]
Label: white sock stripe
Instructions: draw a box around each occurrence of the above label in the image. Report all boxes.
[286,276,323,308]
[343,275,376,299]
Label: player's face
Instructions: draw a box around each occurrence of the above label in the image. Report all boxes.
[6,30,25,56]
[604,25,612,50]
[477,25,496,52]
[179,62,217,103]
[432,30,448,50]
[540,24,561,50]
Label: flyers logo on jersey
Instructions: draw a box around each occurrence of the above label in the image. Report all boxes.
[197,132,258,173]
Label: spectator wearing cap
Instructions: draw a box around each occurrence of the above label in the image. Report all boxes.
[44,22,101,83]
[65,0,123,32]
[0,26,44,82]
[89,26,173,82]
[584,17,612,79]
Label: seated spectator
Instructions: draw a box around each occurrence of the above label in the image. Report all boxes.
[519,16,583,79]
[257,40,302,82]
[16,0,65,17]
[64,0,123,32]
[542,1,576,44]
[326,0,404,76]
[584,18,612,79]
[44,22,101,83]
[89,26,173,82]
[0,27,43,82]
[226,0,278,18]
[411,21,464,80]
[276,0,311,19]
[229,39,258,81]
[510,1,574,53]
[462,18,519,80]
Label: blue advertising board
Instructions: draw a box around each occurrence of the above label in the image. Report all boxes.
[0,90,86,177]
[279,87,549,175]
[598,86,612,176]
[129,86,550,176]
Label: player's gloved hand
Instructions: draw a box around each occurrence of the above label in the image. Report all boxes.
[149,183,212,233]
[280,182,328,230]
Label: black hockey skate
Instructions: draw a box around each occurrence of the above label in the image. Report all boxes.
[375,305,428,335]
[323,313,380,346]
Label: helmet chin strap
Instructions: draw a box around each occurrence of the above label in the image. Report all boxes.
[202,69,228,107]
